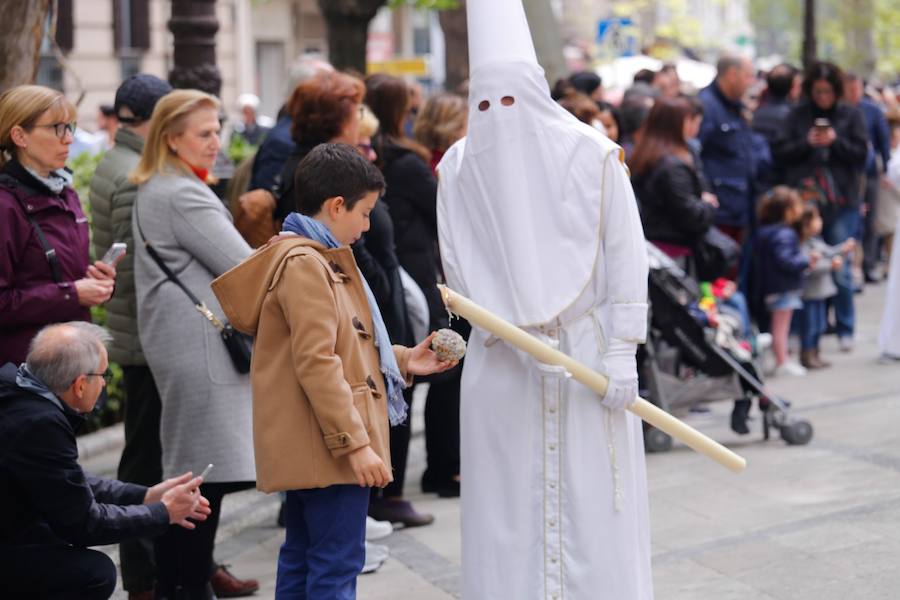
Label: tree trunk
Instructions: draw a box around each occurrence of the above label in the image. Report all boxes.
[803,0,817,69]
[0,0,52,92]
[522,0,566,86]
[439,0,468,93]
[317,0,386,74]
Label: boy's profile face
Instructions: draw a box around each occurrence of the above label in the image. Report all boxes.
[326,190,379,246]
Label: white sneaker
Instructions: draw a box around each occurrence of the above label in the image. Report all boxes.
[361,541,390,574]
[775,361,807,377]
[756,333,772,352]
[366,516,393,540]
[839,336,854,352]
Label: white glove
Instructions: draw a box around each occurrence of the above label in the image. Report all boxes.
[601,339,638,411]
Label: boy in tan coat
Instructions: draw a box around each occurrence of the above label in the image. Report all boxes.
[212,143,454,598]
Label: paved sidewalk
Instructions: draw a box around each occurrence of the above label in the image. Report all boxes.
[87,283,898,599]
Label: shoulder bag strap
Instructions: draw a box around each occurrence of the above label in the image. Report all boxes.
[1,177,64,284]
[133,195,226,331]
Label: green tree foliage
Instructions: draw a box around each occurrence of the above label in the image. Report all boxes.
[750,0,896,79]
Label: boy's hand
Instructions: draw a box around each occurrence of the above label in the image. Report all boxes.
[348,445,392,488]
[408,332,458,376]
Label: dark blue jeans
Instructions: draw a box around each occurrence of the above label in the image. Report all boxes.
[798,299,827,351]
[823,206,859,338]
[276,485,369,599]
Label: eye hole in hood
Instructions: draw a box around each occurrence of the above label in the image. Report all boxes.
[478,100,490,111]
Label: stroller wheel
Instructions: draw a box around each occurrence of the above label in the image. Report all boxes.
[781,420,814,445]
[644,428,673,453]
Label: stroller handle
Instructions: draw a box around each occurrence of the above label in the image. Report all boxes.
[439,285,748,474]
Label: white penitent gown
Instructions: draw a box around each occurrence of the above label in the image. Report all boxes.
[437,66,653,599]
[880,154,900,357]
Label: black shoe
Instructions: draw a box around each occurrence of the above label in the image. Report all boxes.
[436,479,460,498]
[730,400,751,435]
[276,500,286,528]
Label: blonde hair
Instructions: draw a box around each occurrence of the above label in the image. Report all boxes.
[131,89,220,184]
[358,104,380,139]
[0,85,76,168]
[413,93,468,153]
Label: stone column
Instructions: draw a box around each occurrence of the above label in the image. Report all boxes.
[168,0,222,96]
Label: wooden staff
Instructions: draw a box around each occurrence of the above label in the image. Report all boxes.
[439,285,747,474]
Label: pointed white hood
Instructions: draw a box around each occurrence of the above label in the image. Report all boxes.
[437,0,622,327]
[467,0,537,73]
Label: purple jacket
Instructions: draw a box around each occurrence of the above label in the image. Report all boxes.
[0,160,91,365]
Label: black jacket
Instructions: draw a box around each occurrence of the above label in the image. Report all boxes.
[632,155,717,247]
[772,101,868,208]
[375,139,445,331]
[353,201,413,346]
[0,363,169,549]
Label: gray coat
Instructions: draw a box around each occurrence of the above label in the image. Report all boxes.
[801,237,840,301]
[133,168,254,483]
[89,128,145,365]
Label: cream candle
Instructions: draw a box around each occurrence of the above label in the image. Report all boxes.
[439,285,747,473]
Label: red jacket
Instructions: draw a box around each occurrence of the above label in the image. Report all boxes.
[0,160,91,365]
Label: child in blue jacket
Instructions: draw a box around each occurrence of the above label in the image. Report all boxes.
[755,186,811,376]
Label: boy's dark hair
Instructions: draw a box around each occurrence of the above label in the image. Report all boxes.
[757,185,802,226]
[293,143,385,216]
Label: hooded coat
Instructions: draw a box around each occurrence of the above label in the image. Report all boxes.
[211,237,412,492]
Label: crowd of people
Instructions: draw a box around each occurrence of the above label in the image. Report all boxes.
[559,55,899,372]
[0,46,898,599]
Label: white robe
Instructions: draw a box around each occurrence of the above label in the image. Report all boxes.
[439,143,654,600]
[880,154,900,357]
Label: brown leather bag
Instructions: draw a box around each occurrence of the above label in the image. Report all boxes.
[227,153,279,248]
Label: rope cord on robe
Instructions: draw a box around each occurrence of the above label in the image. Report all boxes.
[438,285,748,474]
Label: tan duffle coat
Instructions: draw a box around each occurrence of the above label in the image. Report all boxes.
[212,237,412,493]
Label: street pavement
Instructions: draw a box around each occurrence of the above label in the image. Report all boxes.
[85,282,898,599]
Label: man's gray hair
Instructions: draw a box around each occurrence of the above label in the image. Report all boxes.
[716,54,746,78]
[26,322,112,395]
[285,54,334,102]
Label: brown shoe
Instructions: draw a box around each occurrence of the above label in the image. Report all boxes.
[211,565,259,598]
[812,349,831,368]
[369,498,435,528]
[800,350,819,369]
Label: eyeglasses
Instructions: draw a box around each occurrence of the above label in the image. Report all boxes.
[85,368,112,383]
[34,122,77,139]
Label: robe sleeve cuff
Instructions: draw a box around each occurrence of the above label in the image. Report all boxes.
[609,302,648,343]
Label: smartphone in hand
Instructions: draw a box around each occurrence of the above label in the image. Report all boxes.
[101,242,127,266]
[813,118,831,131]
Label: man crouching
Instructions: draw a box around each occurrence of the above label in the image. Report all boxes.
[212,143,455,599]
[0,322,210,599]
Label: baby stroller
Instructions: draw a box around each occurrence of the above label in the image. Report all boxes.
[639,242,813,452]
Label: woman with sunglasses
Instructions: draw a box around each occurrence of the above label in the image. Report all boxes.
[0,85,117,366]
